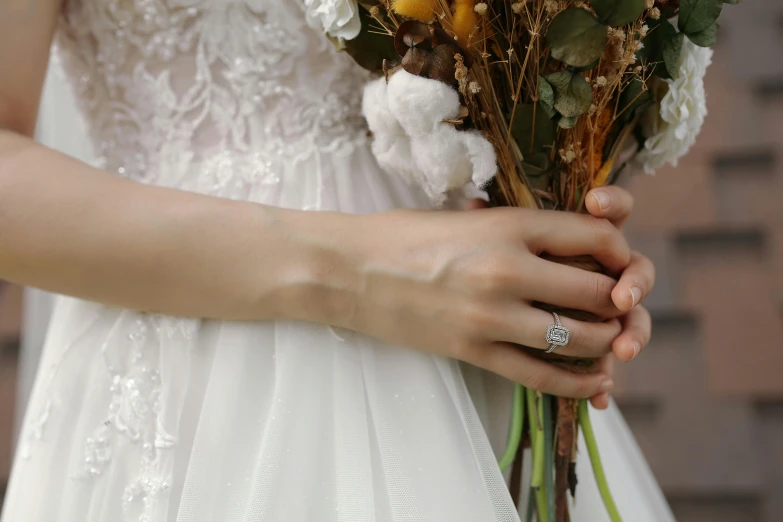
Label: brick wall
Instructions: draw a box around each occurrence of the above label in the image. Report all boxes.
[615,1,783,520]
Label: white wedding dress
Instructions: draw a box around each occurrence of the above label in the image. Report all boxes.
[2,1,674,521]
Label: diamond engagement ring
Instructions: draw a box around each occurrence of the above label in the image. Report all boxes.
[545,312,570,354]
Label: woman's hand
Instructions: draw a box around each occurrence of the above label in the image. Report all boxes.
[585,186,654,361]
[318,200,645,401]
[466,187,655,409]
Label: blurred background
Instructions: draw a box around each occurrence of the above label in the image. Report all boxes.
[1,1,782,520]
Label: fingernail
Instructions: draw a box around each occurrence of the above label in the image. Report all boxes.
[629,287,642,308]
[592,191,611,211]
[600,379,614,392]
[632,341,641,359]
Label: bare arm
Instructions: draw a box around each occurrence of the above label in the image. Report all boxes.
[0,0,658,402]
[0,0,353,322]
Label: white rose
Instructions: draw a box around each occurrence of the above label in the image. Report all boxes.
[304,0,362,40]
[637,37,713,174]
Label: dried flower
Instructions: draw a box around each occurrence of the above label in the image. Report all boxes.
[634,65,643,74]
[559,145,577,164]
[455,53,469,93]
[638,38,713,173]
[474,2,488,16]
[645,0,654,8]
[511,1,524,14]
[588,104,598,116]
[639,24,649,38]
[391,0,438,22]
[607,27,626,42]
[544,0,558,15]
[469,81,481,94]
[649,7,661,19]
[594,76,608,88]
[453,0,479,44]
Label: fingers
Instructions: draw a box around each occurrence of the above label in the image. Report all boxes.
[495,306,622,358]
[589,355,614,409]
[611,251,656,313]
[464,198,489,210]
[612,305,652,362]
[585,186,634,228]
[522,256,622,318]
[524,211,631,274]
[473,342,614,399]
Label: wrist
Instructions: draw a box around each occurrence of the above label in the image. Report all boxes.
[268,208,366,327]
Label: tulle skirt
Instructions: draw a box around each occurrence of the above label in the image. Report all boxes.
[2,137,674,522]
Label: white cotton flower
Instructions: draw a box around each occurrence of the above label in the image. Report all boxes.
[362,71,498,206]
[304,0,362,40]
[637,37,713,174]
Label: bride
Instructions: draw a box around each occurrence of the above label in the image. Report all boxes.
[1,0,673,521]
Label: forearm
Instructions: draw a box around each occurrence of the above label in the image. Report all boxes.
[0,130,358,322]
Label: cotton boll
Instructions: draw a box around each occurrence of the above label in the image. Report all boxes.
[362,76,404,139]
[387,70,461,137]
[410,127,474,204]
[361,71,499,207]
[371,134,419,186]
[460,130,498,188]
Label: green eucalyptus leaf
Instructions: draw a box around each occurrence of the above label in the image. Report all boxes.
[544,70,593,118]
[547,8,608,67]
[618,78,653,122]
[558,115,580,129]
[637,17,677,79]
[591,0,646,27]
[663,33,685,79]
[572,57,602,72]
[678,0,723,35]
[688,22,719,47]
[342,7,398,73]
[511,104,557,157]
[538,76,557,118]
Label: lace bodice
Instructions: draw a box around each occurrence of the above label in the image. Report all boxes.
[56,0,370,184]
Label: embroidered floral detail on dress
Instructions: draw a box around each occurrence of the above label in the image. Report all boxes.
[71,315,197,520]
[56,0,369,185]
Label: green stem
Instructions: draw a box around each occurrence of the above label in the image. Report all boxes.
[578,399,622,522]
[528,390,544,488]
[542,394,555,519]
[536,485,549,522]
[525,487,536,522]
[527,389,548,522]
[499,384,526,472]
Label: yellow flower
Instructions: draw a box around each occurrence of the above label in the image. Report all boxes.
[391,0,439,22]
[452,0,478,45]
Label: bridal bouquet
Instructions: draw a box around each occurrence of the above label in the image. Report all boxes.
[306,0,736,520]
